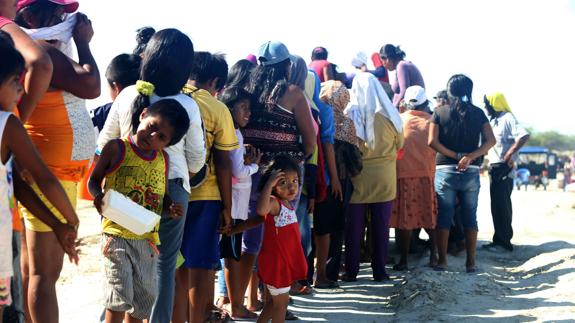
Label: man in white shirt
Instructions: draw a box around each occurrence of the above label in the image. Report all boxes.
[482,92,529,252]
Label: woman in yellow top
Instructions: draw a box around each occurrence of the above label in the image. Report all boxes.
[14,1,100,322]
[343,59,403,282]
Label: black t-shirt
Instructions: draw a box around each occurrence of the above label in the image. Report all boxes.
[90,102,113,132]
[431,105,488,166]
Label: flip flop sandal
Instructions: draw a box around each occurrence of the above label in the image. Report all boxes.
[225,306,258,321]
[289,285,313,295]
[433,265,448,272]
[247,301,264,312]
[314,280,339,289]
[340,274,357,282]
[392,263,409,271]
[285,310,298,321]
[205,310,230,323]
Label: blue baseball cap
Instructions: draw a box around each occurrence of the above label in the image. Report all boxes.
[257,41,291,66]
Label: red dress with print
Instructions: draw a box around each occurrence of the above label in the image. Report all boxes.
[258,197,307,288]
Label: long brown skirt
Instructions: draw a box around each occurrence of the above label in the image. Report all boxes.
[390,177,437,230]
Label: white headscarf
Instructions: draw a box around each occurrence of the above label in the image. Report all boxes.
[23,13,77,58]
[345,72,402,150]
[351,51,368,68]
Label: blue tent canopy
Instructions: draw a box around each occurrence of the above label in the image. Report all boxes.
[519,146,549,153]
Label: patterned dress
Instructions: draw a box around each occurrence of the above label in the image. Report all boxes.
[243,104,304,165]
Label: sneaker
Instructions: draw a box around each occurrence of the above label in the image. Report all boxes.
[482,243,511,253]
[481,242,498,249]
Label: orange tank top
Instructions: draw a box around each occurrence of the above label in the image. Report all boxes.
[24,91,95,182]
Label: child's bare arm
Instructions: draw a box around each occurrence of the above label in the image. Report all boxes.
[6,116,79,226]
[228,216,265,235]
[256,170,283,216]
[13,168,79,264]
[162,195,184,219]
[88,140,118,214]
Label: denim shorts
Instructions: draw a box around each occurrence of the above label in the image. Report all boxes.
[434,166,480,230]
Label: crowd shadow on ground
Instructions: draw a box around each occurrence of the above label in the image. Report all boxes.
[390,240,575,322]
[289,263,401,322]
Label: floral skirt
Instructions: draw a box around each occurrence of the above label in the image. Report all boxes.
[390,177,437,230]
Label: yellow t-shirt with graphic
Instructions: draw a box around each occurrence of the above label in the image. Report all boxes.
[183,85,239,201]
[102,138,167,244]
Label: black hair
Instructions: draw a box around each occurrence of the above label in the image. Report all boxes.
[257,156,301,193]
[0,35,25,85]
[435,90,449,101]
[218,86,252,112]
[130,28,194,132]
[483,95,497,116]
[133,27,155,56]
[144,98,190,146]
[246,58,291,112]
[379,44,406,61]
[105,54,142,88]
[189,52,228,91]
[446,74,475,141]
[15,1,61,28]
[0,30,15,47]
[311,46,328,60]
[226,59,255,88]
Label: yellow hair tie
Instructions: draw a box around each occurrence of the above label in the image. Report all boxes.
[136,80,155,97]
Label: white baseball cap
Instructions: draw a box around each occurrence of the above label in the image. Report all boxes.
[405,85,427,106]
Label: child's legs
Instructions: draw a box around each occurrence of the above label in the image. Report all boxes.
[26,229,64,323]
[105,310,125,323]
[247,271,260,309]
[314,191,339,283]
[180,200,222,322]
[103,236,157,322]
[11,230,25,323]
[151,178,189,322]
[188,268,212,322]
[257,286,290,323]
[19,229,31,323]
[239,254,260,310]
[124,314,144,323]
[217,261,227,299]
[241,208,263,309]
[206,270,216,314]
[172,268,189,323]
[104,310,144,323]
[225,258,248,314]
[344,203,367,278]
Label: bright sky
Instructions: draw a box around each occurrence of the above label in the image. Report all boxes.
[80,0,575,134]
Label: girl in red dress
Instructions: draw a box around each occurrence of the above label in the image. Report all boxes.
[256,157,307,322]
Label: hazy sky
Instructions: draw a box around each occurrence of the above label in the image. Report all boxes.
[80,0,575,134]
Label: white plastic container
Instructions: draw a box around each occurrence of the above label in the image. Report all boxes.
[101,189,161,235]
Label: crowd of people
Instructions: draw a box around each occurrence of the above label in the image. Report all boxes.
[0,0,533,322]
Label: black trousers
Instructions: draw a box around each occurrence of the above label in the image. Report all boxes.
[489,176,514,249]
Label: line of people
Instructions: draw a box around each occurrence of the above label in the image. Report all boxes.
[0,1,531,322]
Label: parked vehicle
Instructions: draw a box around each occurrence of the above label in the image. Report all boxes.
[516,146,557,190]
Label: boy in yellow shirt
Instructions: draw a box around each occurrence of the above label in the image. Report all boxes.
[175,52,239,323]
[89,98,189,322]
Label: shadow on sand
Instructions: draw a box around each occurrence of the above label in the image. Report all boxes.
[389,240,575,322]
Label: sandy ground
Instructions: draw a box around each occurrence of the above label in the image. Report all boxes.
[57,176,575,322]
